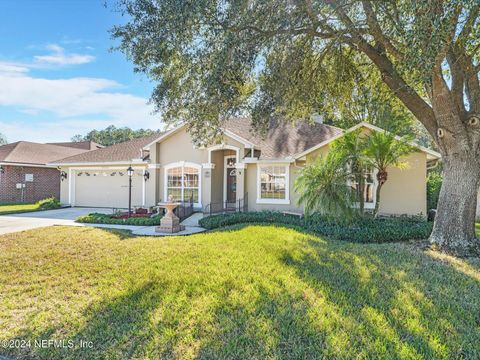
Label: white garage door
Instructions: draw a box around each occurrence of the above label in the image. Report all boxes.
[74,169,143,208]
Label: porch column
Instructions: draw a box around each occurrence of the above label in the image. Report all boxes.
[202,163,215,209]
[235,163,246,202]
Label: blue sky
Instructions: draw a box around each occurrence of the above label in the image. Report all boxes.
[0,0,160,143]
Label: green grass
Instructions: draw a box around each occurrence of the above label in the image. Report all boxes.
[1,225,479,359]
[0,202,41,215]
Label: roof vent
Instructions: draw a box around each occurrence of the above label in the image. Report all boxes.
[311,113,323,124]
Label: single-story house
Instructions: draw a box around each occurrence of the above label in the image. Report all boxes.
[50,118,440,216]
[0,141,101,203]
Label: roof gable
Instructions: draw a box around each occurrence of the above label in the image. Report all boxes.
[294,121,441,160]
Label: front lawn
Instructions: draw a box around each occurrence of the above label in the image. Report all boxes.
[1,225,479,359]
[0,202,40,215]
[0,198,61,216]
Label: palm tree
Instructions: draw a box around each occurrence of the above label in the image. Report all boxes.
[295,154,357,219]
[330,129,369,214]
[363,131,416,217]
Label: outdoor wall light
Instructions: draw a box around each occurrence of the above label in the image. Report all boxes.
[60,171,68,181]
[127,166,134,217]
[0,165,4,174]
[144,170,150,181]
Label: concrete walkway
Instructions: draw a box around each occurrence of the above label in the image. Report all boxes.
[0,207,206,237]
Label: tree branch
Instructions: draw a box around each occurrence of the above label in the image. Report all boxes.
[325,1,437,136]
[361,1,404,60]
[455,5,479,48]
[446,49,467,117]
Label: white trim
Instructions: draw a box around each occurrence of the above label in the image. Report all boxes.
[49,160,148,167]
[293,121,441,160]
[256,163,290,205]
[163,161,202,207]
[0,161,57,168]
[235,163,247,169]
[207,144,240,164]
[65,166,146,171]
[142,169,146,206]
[244,158,295,164]
[202,163,216,169]
[224,155,237,203]
[142,124,185,150]
[68,168,73,205]
[148,164,162,169]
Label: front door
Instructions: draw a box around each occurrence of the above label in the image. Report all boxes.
[226,167,236,202]
[225,156,237,203]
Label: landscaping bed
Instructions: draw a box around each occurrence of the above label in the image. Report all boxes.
[76,212,162,226]
[199,211,433,243]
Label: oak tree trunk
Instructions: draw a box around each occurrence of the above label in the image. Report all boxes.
[430,154,480,256]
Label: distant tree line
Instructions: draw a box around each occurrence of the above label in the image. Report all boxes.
[0,133,7,145]
[71,125,161,146]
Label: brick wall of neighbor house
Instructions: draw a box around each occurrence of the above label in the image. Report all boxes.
[0,165,60,203]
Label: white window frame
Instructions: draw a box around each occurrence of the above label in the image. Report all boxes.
[348,168,377,210]
[256,163,290,205]
[164,161,202,207]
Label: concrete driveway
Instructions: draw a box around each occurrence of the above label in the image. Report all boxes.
[0,207,112,235]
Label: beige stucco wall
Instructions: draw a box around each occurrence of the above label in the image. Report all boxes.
[378,152,427,216]
[59,168,69,204]
[210,151,225,204]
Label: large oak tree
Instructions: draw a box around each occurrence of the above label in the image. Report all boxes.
[112,0,480,255]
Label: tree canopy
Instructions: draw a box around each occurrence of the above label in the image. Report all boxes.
[72,125,160,146]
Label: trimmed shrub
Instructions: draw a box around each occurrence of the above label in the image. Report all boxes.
[37,197,61,210]
[199,211,433,243]
[427,172,442,210]
[76,213,162,226]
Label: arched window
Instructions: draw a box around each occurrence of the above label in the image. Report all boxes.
[164,162,201,206]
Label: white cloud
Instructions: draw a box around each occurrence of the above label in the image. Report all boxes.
[0,68,162,142]
[0,62,30,74]
[33,44,95,65]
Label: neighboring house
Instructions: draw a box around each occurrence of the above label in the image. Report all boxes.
[0,141,101,203]
[51,118,440,216]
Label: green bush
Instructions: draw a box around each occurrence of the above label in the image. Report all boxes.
[37,197,61,210]
[76,213,162,226]
[199,211,433,243]
[427,172,442,210]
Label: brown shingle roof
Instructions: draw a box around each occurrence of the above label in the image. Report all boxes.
[225,117,343,159]
[0,142,90,166]
[51,119,342,164]
[51,133,162,164]
[48,141,104,150]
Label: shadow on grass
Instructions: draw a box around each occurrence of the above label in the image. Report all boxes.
[4,225,480,359]
[280,238,480,358]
